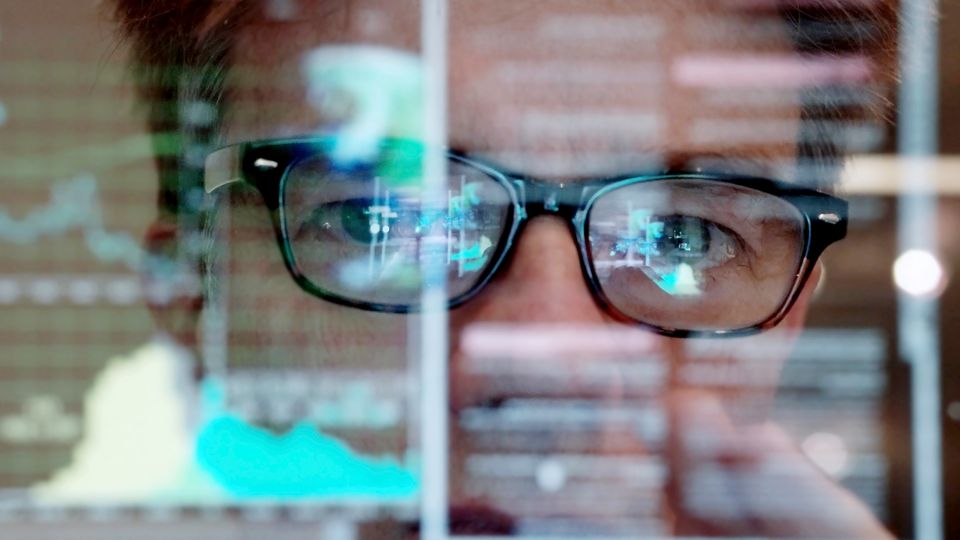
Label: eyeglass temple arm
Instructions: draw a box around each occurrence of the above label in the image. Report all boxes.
[204,145,244,193]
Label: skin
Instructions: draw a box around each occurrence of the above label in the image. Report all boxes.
[149,0,891,537]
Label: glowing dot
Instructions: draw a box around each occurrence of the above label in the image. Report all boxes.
[370,224,381,234]
[29,279,60,304]
[536,458,566,492]
[0,279,20,303]
[382,225,390,233]
[801,432,849,478]
[893,249,946,297]
[144,281,174,305]
[104,279,140,304]
[67,279,98,304]
[947,402,960,422]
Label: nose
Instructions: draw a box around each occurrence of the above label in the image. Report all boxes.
[451,215,609,326]
[447,215,667,458]
[447,214,669,405]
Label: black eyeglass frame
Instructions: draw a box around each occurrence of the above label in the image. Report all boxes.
[205,137,848,338]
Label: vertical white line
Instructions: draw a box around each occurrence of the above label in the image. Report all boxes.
[369,177,381,279]
[381,189,391,268]
[420,0,450,539]
[643,213,651,267]
[202,197,229,380]
[447,189,453,264]
[897,1,942,539]
[458,174,465,278]
[627,200,635,266]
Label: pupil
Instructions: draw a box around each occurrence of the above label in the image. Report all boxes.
[342,202,378,243]
[657,216,709,259]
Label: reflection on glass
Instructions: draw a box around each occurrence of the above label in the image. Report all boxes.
[588,180,804,330]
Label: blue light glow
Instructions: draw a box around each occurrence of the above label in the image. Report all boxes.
[196,379,418,500]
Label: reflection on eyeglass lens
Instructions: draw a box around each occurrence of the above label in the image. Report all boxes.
[588,180,804,331]
[284,157,512,304]
[281,149,807,332]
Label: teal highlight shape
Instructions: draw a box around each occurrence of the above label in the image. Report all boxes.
[458,257,488,273]
[196,379,418,500]
[656,270,680,295]
[653,263,701,297]
[450,236,493,273]
[374,139,424,186]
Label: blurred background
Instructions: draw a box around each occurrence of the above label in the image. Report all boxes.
[0,0,957,538]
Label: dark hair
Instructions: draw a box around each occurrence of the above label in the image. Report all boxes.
[111,0,899,253]
[113,1,252,223]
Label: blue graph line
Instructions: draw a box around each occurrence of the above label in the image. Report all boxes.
[197,378,418,499]
[0,175,143,269]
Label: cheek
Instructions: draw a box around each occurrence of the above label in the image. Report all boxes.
[663,265,820,416]
[667,319,801,424]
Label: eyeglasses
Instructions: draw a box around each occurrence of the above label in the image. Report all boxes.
[205,137,847,338]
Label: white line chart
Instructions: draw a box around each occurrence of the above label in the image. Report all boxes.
[0,174,144,270]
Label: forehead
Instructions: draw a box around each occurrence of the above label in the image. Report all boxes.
[225,0,805,179]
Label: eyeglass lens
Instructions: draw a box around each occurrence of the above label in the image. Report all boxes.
[586,180,805,331]
[282,155,513,306]
[281,154,806,330]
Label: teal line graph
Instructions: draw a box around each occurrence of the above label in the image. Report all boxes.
[197,378,418,499]
[0,175,144,269]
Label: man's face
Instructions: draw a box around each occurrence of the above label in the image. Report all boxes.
[212,0,821,532]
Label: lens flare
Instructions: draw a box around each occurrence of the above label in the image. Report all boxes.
[893,249,946,297]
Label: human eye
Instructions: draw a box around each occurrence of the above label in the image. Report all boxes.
[292,198,375,244]
[641,214,741,272]
[281,157,514,304]
[587,178,807,300]
[292,195,427,246]
[601,211,745,296]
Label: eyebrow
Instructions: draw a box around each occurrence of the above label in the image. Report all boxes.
[455,146,793,183]
[665,150,786,177]
[672,149,845,193]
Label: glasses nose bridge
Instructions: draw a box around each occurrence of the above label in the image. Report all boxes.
[506,178,591,272]
[516,178,585,223]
